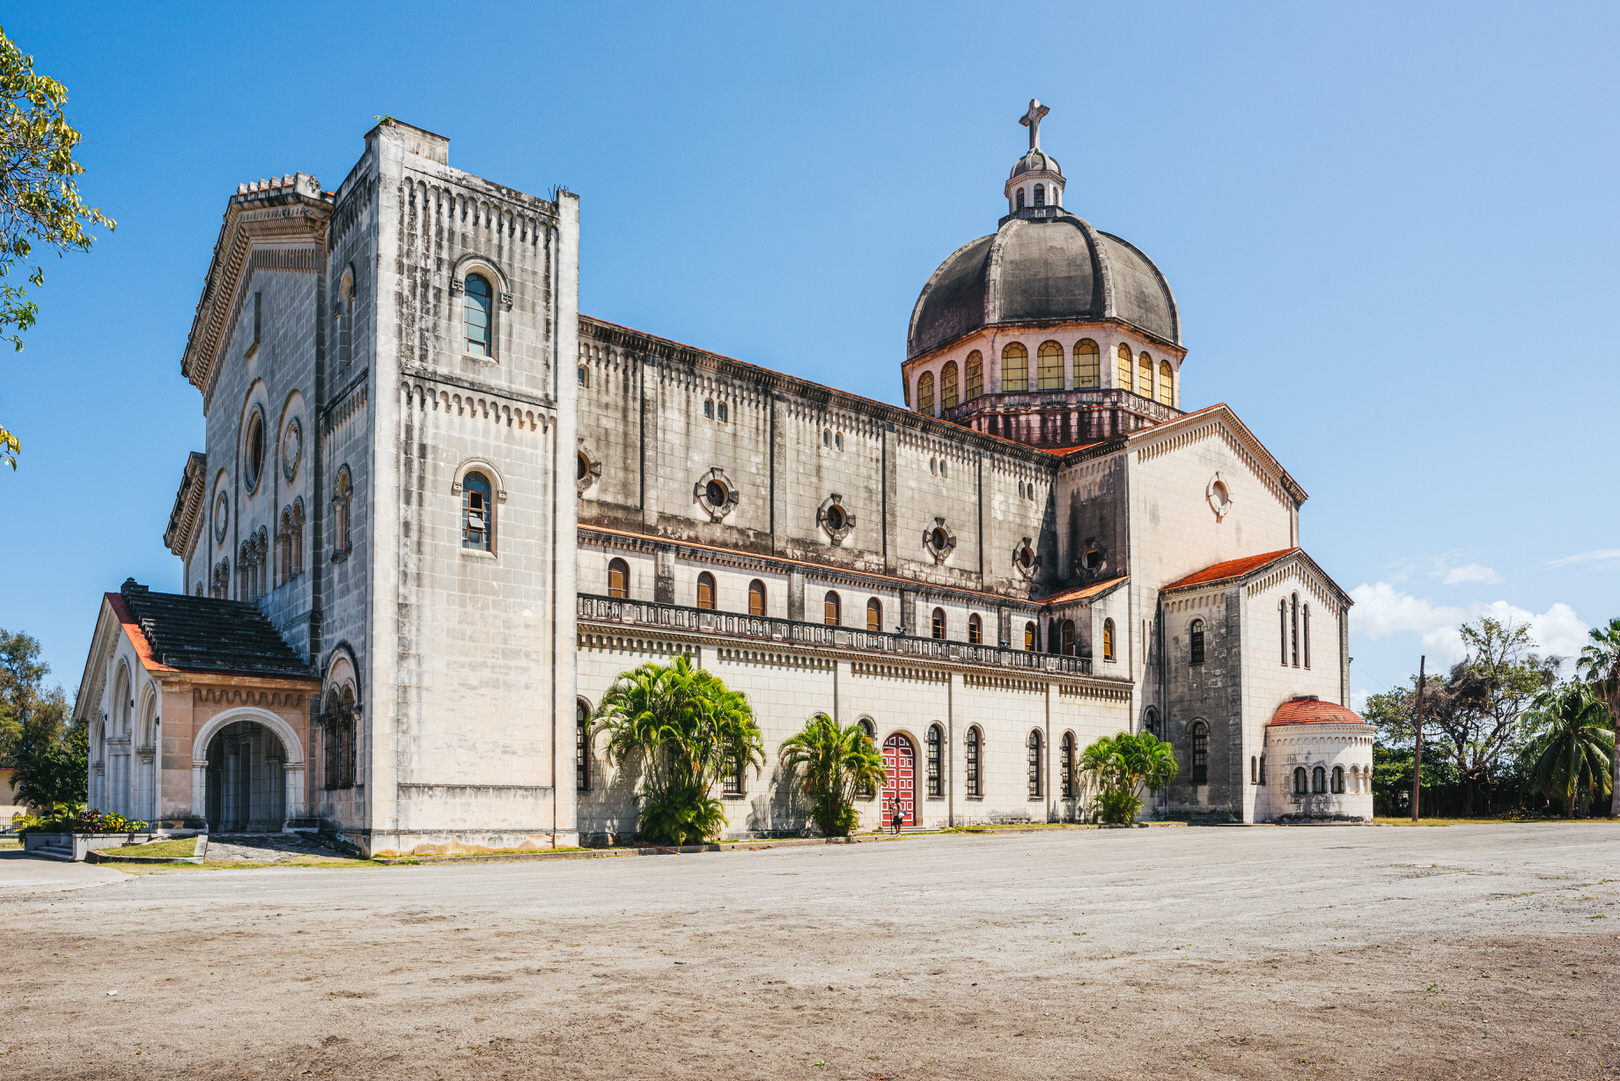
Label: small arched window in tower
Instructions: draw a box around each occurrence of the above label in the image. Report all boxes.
[696,571,716,610]
[578,365,589,388]
[1028,729,1043,798]
[704,398,714,419]
[1303,604,1311,669]
[1061,731,1076,798]
[1033,183,1045,207]
[1259,754,1267,785]
[1189,721,1209,785]
[964,350,984,400]
[1037,340,1063,390]
[1139,352,1154,398]
[1190,618,1205,664]
[823,428,831,447]
[464,273,493,356]
[1061,619,1076,657]
[748,579,766,617]
[965,726,982,797]
[1279,599,1289,665]
[1291,593,1300,667]
[941,360,959,409]
[608,558,629,599]
[462,471,493,551]
[917,370,935,416]
[1024,621,1037,651]
[1312,765,1327,794]
[333,467,353,558]
[1001,342,1029,392]
[967,613,982,645]
[931,607,946,641]
[824,590,841,626]
[1117,342,1133,391]
[926,723,943,797]
[1103,618,1116,662]
[1331,765,1345,794]
[576,699,591,792]
[1158,360,1174,406]
[1293,766,1308,795]
[1016,187,1025,209]
[1074,339,1100,389]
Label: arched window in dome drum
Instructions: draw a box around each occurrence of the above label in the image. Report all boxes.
[964,351,983,400]
[941,360,959,409]
[1117,343,1133,391]
[917,371,935,416]
[1158,360,1174,406]
[1016,188,1025,209]
[1033,183,1045,207]
[1074,339,1100,388]
[1139,352,1154,398]
[1001,342,1028,393]
[1037,341,1063,390]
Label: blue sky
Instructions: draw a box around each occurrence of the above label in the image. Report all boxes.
[2,2,1616,705]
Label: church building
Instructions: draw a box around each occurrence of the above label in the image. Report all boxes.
[74,104,1372,855]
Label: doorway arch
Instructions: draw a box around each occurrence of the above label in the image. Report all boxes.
[881,733,917,829]
[192,708,306,831]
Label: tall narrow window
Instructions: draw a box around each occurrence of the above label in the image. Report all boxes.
[857,720,877,798]
[1027,730,1043,798]
[1033,183,1045,207]
[462,471,492,551]
[1312,765,1327,794]
[941,360,959,409]
[931,607,946,640]
[1058,619,1075,656]
[1291,593,1300,667]
[1331,765,1344,793]
[608,558,629,599]
[1061,732,1076,799]
[1303,604,1311,669]
[866,597,882,632]
[1189,721,1209,785]
[1024,621,1037,651]
[1251,755,1258,784]
[1190,618,1205,664]
[926,723,943,797]
[696,572,716,610]
[464,273,493,356]
[965,726,981,797]
[1103,618,1116,662]
[1037,341,1064,390]
[824,590,841,626]
[1117,343,1133,391]
[748,579,766,617]
[1074,339,1100,388]
[964,350,984,400]
[1280,600,1288,665]
[1138,352,1153,398]
[576,700,590,792]
[1001,342,1028,392]
[578,365,590,388]
[723,759,744,796]
[1293,766,1308,795]
[1016,187,1025,209]
[1259,755,1267,786]
[917,371,935,416]
[967,614,982,645]
[1158,360,1174,406]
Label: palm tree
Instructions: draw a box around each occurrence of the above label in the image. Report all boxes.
[777,712,887,837]
[1076,731,1179,824]
[592,654,765,845]
[1523,682,1614,818]
[1576,617,1620,816]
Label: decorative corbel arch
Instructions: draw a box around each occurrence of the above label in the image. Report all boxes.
[450,457,509,502]
[449,253,513,310]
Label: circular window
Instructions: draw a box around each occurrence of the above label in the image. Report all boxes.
[281,417,302,481]
[214,492,228,542]
[1084,546,1103,570]
[243,409,265,493]
[930,527,948,551]
[1206,473,1234,520]
[577,452,590,483]
[1016,545,1035,569]
[704,479,728,509]
[825,504,847,533]
[1211,480,1229,508]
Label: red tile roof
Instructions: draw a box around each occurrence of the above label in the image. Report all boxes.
[1268,697,1367,727]
[1162,548,1300,591]
[1035,575,1129,606]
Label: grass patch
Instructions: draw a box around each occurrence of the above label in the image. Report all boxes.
[105,837,200,858]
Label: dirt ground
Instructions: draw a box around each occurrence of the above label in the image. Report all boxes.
[1,823,1617,1080]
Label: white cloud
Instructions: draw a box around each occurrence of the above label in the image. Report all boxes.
[1441,563,1501,585]
[1547,549,1620,568]
[1349,582,1587,665]
[1350,688,1371,714]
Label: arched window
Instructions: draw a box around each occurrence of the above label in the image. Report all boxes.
[1117,343,1133,391]
[1303,604,1311,669]
[1143,706,1160,737]
[1293,766,1308,795]
[1189,721,1209,785]
[243,408,265,493]
[1074,339,1100,388]
[1016,187,1025,209]
[1291,593,1300,667]
[576,699,591,791]
[332,466,353,558]
[1102,618,1116,662]
[748,579,766,617]
[1024,621,1037,651]
[1158,360,1174,406]
[965,726,982,797]
[967,614,982,645]
[608,558,629,599]
[578,365,589,388]
[1190,618,1205,664]
[941,360,959,409]
[704,398,714,419]
[1279,600,1288,665]
[1312,765,1327,794]
[964,351,984,400]
[1061,619,1076,657]
[857,719,877,798]
[464,273,493,356]
[1251,755,1259,784]
[926,723,943,797]
[1033,183,1045,207]
[1259,754,1267,786]
[1037,341,1064,390]
[824,590,841,626]
[1331,765,1345,793]
[931,607,946,640]
[290,499,304,578]
[1001,342,1029,392]
[1138,352,1153,398]
[462,470,493,551]
[1061,732,1076,798]
[866,597,882,632]
[917,370,935,416]
[1027,730,1043,798]
[696,571,716,610]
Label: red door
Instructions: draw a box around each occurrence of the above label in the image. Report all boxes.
[881,734,916,828]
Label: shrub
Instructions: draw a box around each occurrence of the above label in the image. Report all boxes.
[14,802,148,835]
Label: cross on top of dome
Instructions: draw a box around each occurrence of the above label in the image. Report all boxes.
[1020,99,1049,152]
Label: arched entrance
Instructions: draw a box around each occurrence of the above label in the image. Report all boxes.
[204,720,288,832]
[881,733,916,829]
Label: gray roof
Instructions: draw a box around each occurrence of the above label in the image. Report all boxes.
[1008,148,1062,179]
[115,579,316,680]
[907,213,1180,360]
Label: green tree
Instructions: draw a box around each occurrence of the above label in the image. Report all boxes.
[0,627,77,811]
[11,717,85,809]
[1575,617,1620,817]
[1521,682,1614,818]
[592,654,764,845]
[0,27,116,469]
[1075,731,1179,824]
[777,712,887,837]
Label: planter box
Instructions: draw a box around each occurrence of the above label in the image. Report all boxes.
[24,832,159,862]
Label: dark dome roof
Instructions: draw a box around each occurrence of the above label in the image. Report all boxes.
[1009,149,1061,179]
[907,213,1179,360]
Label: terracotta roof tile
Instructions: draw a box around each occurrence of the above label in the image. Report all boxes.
[1162,548,1300,591]
[1268,696,1367,727]
[1034,575,1129,605]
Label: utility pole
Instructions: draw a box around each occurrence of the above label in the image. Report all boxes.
[1410,656,1427,822]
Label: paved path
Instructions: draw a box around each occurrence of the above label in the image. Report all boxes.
[0,848,126,894]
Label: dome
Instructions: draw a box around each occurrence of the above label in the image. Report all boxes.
[907,213,1180,360]
[1009,148,1061,179]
